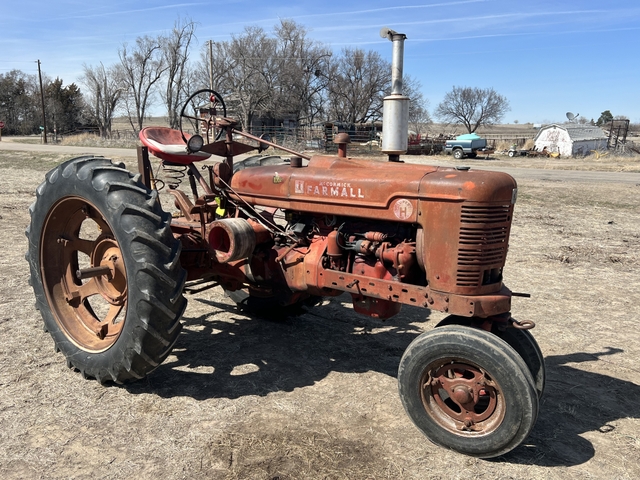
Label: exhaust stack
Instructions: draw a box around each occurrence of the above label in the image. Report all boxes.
[380,27,409,162]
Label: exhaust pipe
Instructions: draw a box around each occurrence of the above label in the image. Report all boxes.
[380,27,409,162]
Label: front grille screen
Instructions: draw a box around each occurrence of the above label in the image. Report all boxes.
[456,205,512,287]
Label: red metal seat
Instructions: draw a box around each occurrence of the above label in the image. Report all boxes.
[139,127,212,165]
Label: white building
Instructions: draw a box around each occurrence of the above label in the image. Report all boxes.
[533,124,608,157]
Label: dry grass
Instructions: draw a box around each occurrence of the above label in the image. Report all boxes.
[60,132,139,149]
[0,150,639,479]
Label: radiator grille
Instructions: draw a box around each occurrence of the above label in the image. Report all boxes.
[456,205,512,287]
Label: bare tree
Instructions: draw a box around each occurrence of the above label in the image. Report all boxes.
[272,19,331,126]
[200,21,331,131]
[403,75,431,134]
[118,35,166,132]
[80,63,123,138]
[435,86,509,133]
[209,26,276,131]
[195,39,228,94]
[327,48,391,125]
[194,20,401,132]
[162,19,197,129]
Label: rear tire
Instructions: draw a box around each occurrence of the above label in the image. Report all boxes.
[26,157,187,383]
[398,325,538,458]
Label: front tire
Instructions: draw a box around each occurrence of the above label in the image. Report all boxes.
[398,325,538,458]
[435,315,546,399]
[452,149,465,160]
[498,327,545,399]
[26,157,187,383]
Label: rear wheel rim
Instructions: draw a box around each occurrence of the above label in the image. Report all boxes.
[40,197,127,352]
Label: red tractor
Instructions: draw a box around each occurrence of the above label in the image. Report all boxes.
[26,30,543,458]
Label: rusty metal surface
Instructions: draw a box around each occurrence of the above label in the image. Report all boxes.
[230,155,436,221]
[315,268,511,318]
[423,361,505,433]
[40,197,127,349]
[138,102,521,325]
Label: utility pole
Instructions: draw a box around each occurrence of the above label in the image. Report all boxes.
[208,40,214,91]
[37,59,47,144]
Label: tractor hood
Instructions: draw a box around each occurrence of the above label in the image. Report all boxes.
[229,155,517,223]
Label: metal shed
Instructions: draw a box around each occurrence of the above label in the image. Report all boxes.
[534,124,608,157]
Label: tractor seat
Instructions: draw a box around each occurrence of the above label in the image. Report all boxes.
[139,126,212,165]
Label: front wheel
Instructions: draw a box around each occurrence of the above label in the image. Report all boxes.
[26,157,187,383]
[498,327,546,399]
[398,325,538,458]
[452,149,465,160]
[434,316,546,399]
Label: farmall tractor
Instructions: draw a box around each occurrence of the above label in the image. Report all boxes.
[26,29,544,458]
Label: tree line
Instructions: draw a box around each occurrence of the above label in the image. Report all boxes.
[0,70,84,136]
[0,19,429,138]
[0,17,516,138]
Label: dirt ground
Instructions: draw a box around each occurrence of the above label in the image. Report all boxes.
[0,148,639,479]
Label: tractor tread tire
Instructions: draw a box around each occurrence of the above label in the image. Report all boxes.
[26,156,187,384]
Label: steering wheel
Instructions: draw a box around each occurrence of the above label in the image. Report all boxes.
[179,89,227,146]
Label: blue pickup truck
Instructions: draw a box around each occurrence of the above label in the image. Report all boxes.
[444,133,488,159]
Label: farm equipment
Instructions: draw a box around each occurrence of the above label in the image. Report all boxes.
[26,29,543,459]
[509,145,560,158]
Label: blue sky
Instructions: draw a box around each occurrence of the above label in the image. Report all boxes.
[2,0,639,124]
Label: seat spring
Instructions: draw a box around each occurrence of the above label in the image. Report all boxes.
[162,163,187,189]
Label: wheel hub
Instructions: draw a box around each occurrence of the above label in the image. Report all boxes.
[422,361,504,433]
[91,237,127,305]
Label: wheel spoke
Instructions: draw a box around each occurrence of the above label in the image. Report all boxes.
[65,278,101,306]
[77,279,101,300]
[180,89,227,142]
[92,304,125,339]
[90,214,111,235]
[428,362,501,427]
[182,113,201,123]
[71,237,96,255]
